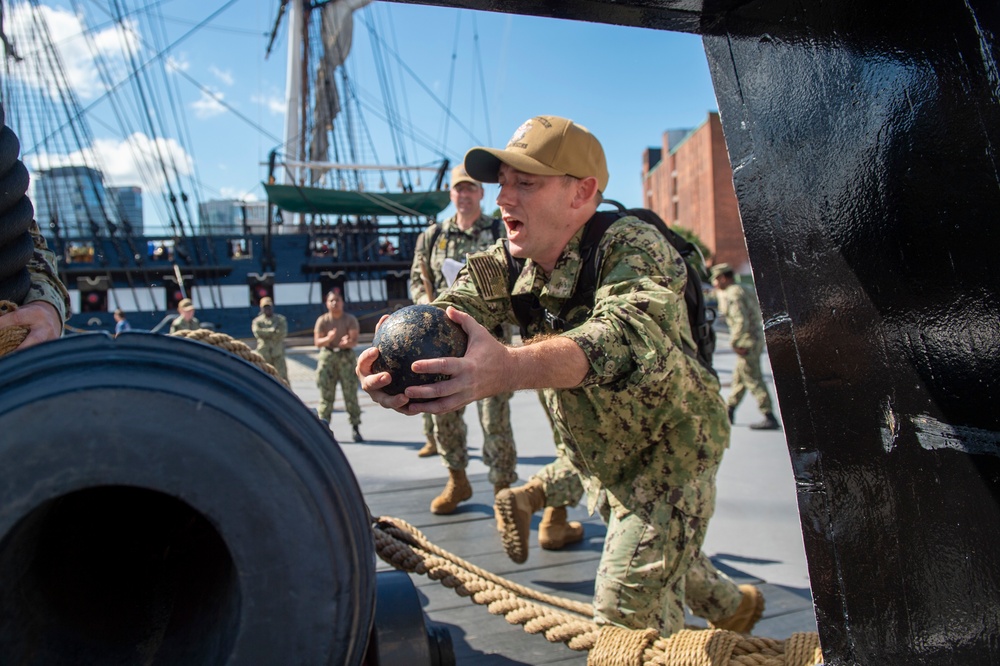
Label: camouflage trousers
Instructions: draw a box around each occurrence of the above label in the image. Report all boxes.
[257,344,288,382]
[593,494,743,635]
[316,348,361,426]
[433,392,517,487]
[533,452,742,633]
[728,341,774,413]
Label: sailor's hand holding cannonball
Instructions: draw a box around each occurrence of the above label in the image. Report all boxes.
[356,304,515,415]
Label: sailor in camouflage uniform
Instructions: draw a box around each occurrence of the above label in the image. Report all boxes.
[359,116,762,636]
[251,296,288,382]
[169,298,200,333]
[314,289,364,442]
[0,219,71,349]
[408,165,517,515]
[710,263,779,430]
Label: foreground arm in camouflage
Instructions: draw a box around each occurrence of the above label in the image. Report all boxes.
[0,221,70,350]
[358,243,591,414]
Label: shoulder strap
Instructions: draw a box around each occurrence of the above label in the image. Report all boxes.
[425,222,442,253]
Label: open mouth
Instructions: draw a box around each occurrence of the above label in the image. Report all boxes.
[504,217,524,238]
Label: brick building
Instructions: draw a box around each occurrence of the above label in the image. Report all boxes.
[641,112,750,273]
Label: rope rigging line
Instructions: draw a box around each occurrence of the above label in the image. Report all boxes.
[438,11,460,158]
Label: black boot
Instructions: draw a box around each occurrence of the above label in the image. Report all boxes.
[352,425,365,442]
[750,412,780,430]
[727,406,735,424]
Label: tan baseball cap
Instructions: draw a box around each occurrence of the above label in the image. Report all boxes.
[464,116,609,193]
[259,296,274,307]
[178,298,194,312]
[450,165,480,189]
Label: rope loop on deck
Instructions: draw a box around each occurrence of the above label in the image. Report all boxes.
[373,515,824,666]
[0,300,28,356]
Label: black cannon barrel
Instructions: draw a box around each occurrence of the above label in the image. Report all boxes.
[0,332,375,664]
[0,104,36,304]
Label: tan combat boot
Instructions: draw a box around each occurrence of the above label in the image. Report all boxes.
[416,440,436,457]
[538,507,584,550]
[708,584,765,634]
[429,468,473,514]
[493,483,511,533]
[494,480,545,564]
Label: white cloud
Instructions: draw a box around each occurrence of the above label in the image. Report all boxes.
[166,55,190,73]
[191,90,226,118]
[28,133,194,195]
[6,2,141,101]
[209,66,234,86]
[252,93,286,116]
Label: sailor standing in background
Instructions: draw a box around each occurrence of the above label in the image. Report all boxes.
[314,289,364,442]
[408,164,517,515]
[710,263,779,430]
[169,298,200,333]
[252,296,288,382]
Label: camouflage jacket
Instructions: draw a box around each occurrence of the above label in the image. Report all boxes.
[169,316,201,333]
[27,221,70,325]
[252,313,287,355]
[717,282,764,350]
[438,215,730,523]
[409,213,502,304]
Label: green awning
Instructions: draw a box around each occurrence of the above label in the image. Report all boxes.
[264,183,450,217]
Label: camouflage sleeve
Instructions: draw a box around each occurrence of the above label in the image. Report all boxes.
[276,314,287,338]
[24,220,70,324]
[561,220,692,389]
[409,226,433,304]
[726,286,753,349]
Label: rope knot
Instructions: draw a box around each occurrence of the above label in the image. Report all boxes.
[587,625,658,666]
[0,300,28,356]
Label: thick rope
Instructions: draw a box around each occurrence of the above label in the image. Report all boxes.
[373,515,823,666]
[0,300,28,356]
[170,328,289,387]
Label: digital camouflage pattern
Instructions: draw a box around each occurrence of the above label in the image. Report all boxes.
[252,311,288,381]
[534,418,742,629]
[411,212,516,486]
[26,221,70,323]
[717,282,773,413]
[315,311,361,425]
[476,391,517,487]
[317,348,361,425]
[444,216,730,523]
[409,213,502,304]
[440,215,734,632]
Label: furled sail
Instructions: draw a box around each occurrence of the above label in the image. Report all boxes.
[309,0,373,183]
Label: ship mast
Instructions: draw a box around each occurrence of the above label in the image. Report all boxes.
[282,0,305,187]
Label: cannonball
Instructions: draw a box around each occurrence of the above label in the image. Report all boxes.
[371,304,468,398]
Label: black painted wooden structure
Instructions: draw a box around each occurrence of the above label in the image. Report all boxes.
[398,1,1000,663]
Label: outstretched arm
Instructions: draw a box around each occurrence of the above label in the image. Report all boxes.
[357,307,588,415]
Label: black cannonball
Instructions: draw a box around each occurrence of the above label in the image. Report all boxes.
[371,304,468,398]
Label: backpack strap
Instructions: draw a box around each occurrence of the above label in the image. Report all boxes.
[505,211,617,338]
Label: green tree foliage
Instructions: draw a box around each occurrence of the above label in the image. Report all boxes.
[670,225,712,278]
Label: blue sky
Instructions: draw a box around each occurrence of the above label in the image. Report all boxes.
[8,0,719,232]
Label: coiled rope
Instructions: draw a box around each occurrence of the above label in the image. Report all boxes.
[170,328,289,387]
[0,301,27,355]
[373,515,823,666]
[0,322,823,665]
